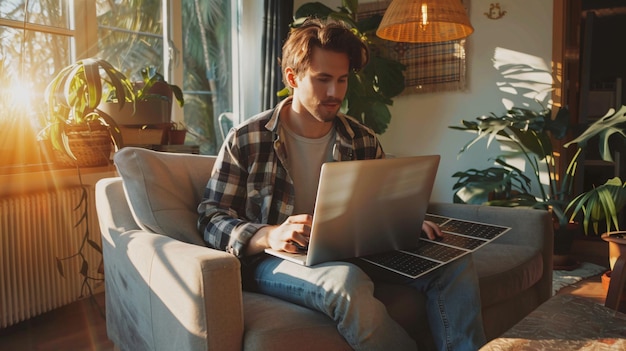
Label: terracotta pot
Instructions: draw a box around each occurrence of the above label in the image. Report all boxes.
[98,100,172,125]
[168,129,187,145]
[602,231,626,271]
[600,233,626,305]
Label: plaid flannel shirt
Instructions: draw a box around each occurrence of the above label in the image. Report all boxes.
[198,97,384,262]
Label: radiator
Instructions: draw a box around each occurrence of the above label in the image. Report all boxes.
[0,186,103,328]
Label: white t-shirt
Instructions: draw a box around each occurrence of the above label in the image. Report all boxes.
[280,123,335,215]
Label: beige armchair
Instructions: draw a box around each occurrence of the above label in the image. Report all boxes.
[96,147,553,351]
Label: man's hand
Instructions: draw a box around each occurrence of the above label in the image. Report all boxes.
[268,214,312,253]
[422,220,444,241]
[246,214,312,255]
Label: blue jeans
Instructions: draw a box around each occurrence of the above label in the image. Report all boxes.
[254,254,486,351]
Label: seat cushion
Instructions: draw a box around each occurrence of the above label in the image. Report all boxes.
[474,243,543,307]
[242,292,352,351]
[243,285,437,351]
[113,147,216,245]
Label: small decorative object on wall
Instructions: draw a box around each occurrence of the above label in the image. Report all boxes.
[359,0,470,94]
[485,3,506,20]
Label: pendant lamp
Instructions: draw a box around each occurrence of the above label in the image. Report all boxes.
[376,0,474,43]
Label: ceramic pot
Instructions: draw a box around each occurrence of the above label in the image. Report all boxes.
[602,231,626,271]
[600,232,626,303]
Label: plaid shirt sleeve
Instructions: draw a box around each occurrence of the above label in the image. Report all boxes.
[197,112,288,258]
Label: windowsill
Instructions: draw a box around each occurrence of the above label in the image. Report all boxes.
[0,161,115,176]
[0,162,118,198]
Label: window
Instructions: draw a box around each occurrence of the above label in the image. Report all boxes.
[0,0,236,169]
[0,0,75,167]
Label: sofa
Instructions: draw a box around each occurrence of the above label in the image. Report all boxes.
[96,147,553,351]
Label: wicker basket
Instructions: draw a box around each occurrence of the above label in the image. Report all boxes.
[53,123,113,168]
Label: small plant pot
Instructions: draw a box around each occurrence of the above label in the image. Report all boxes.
[168,129,187,145]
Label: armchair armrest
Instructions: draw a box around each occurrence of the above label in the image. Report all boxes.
[96,178,244,351]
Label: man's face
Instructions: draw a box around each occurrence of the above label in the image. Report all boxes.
[290,47,350,123]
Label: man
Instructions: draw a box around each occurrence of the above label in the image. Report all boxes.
[198,18,486,350]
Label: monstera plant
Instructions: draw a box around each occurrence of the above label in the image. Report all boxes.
[451,104,626,236]
[564,106,626,235]
[280,0,406,134]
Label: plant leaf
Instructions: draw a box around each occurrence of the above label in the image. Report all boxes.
[88,239,103,254]
[566,177,626,234]
[82,58,103,109]
[80,260,89,278]
[56,258,65,277]
[564,105,626,161]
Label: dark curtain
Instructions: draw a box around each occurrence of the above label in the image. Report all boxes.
[261,0,294,110]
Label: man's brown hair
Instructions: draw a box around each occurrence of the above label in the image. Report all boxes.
[280,18,370,88]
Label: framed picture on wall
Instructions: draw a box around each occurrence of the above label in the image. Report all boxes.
[358,0,470,95]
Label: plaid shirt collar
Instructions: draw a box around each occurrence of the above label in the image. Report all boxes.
[265,96,360,162]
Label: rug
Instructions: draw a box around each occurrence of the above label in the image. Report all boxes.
[552,262,607,295]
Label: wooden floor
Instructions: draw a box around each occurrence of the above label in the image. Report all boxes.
[0,237,613,351]
[0,292,114,351]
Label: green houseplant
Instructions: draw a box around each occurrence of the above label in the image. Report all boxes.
[98,66,185,146]
[42,57,136,305]
[280,0,406,134]
[564,105,626,235]
[135,66,184,108]
[42,57,135,167]
[450,106,572,225]
[450,104,626,237]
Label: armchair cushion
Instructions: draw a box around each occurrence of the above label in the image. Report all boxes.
[114,147,216,246]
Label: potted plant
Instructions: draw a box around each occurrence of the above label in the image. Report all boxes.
[450,104,626,265]
[564,105,626,293]
[99,66,184,126]
[450,106,573,224]
[564,105,626,235]
[98,66,185,146]
[136,66,184,108]
[40,58,133,303]
[567,175,626,295]
[279,0,406,134]
[41,57,135,167]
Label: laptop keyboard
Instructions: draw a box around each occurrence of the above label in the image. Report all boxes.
[362,251,441,277]
[361,214,511,279]
[404,240,467,262]
[439,219,508,240]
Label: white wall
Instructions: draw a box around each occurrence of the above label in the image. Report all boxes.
[293,0,554,202]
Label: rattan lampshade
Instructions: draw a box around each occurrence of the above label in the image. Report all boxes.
[376,0,474,43]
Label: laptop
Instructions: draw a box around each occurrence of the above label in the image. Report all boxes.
[265,155,440,267]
